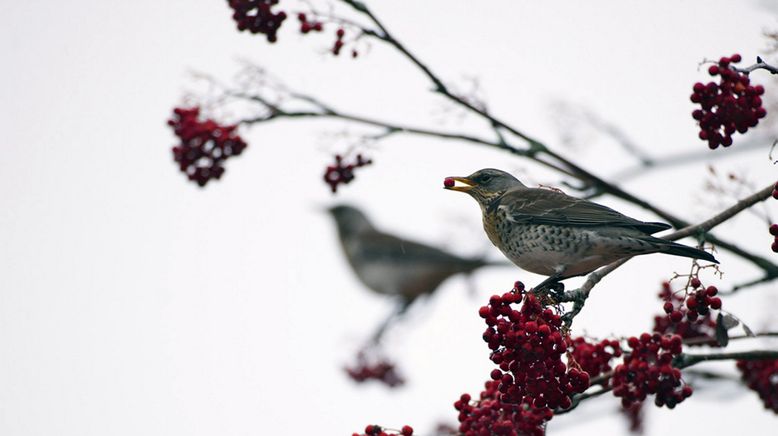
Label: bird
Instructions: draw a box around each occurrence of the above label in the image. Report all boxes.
[327,204,506,303]
[444,168,718,290]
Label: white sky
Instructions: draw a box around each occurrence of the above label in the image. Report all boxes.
[1,1,777,435]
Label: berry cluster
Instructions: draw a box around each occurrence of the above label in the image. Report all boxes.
[454,382,553,436]
[297,12,322,33]
[479,291,589,410]
[333,28,346,56]
[653,281,718,345]
[168,107,248,187]
[227,0,287,42]
[683,279,722,316]
[323,154,372,193]
[620,402,645,435]
[567,336,622,382]
[736,359,778,413]
[611,333,692,409]
[691,54,767,149]
[344,352,405,388]
[354,424,414,436]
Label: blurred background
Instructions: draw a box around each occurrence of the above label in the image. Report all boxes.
[1,1,777,434]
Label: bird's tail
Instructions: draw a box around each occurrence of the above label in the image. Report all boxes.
[657,240,718,264]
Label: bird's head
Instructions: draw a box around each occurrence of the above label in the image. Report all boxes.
[444,168,524,204]
[327,204,375,238]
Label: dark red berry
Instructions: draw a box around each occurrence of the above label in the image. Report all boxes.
[168,107,247,187]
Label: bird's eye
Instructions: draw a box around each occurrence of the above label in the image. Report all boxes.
[480,175,491,183]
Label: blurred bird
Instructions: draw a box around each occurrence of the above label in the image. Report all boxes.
[327,204,506,303]
[444,168,718,289]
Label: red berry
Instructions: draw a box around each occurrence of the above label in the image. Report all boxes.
[443,177,455,188]
[691,54,767,149]
[401,425,413,436]
[690,277,701,288]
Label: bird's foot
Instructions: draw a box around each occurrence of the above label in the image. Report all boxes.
[531,279,565,301]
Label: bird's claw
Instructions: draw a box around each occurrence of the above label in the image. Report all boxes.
[531,279,565,301]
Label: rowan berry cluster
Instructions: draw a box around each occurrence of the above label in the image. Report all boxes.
[344,352,405,388]
[653,281,718,345]
[354,424,414,436]
[480,290,589,409]
[227,0,287,42]
[611,333,692,409]
[736,359,778,413]
[454,382,553,436]
[691,54,767,149]
[168,107,247,187]
[684,278,722,317]
[567,336,622,382]
[323,154,372,193]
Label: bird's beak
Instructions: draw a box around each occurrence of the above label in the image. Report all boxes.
[444,176,475,193]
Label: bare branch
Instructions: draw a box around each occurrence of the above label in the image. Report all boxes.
[732,56,778,75]
[664,183,775,240]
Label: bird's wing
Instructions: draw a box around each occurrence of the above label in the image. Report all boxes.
[353,231,483,270]
[495,188,671,233]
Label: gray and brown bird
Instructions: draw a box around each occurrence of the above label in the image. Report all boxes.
[444,168,717,289]
[327,204,505,303]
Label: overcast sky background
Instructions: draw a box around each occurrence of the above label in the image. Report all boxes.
[2,1,778,435]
